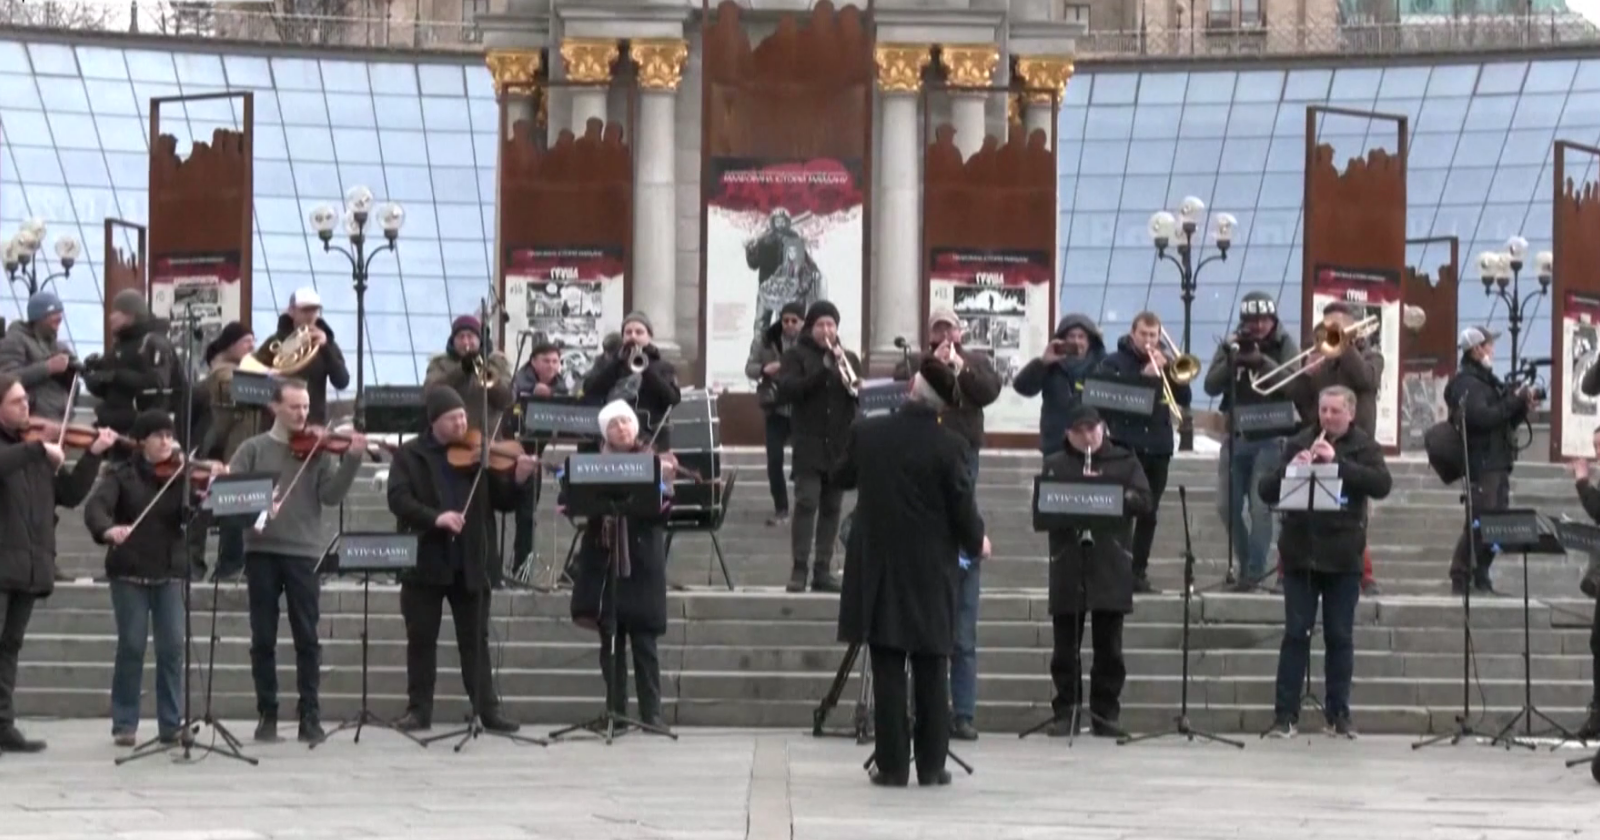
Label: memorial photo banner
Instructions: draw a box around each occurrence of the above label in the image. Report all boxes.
[1561,291,1600,459]
[503,247,626,395]
[1310,263,1402,449]
[150,251,241,379]
[702,156,865,393]
[926,247,1053,435]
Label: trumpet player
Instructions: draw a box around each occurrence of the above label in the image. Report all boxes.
[1013,315,1106,456]
[424,314,513,435]
[775,301,859,593]
[1095,312,1192,594]
[1203,292,1301,593]
[1285,302,1384,595]
[891,306,1001,742]
[579,312,681,448]
[257,288,348,426]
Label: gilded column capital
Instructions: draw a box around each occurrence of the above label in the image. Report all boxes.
[939,43,999,89]
[560,37,620,84]
[484,49,541,98]
[1016,55,1075,105]
[874,43,931,94]
[629,38,689,92]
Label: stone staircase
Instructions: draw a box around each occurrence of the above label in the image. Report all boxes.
[17,448,1600,736]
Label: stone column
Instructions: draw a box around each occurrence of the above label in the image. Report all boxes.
[484,50,542,138]
[1016,56,1075,148]
[940,44,998,161]
[871,44,931,370]
[560,38,618,134]
[628,37,689,359]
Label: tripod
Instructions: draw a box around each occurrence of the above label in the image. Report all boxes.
[311,569,425,749]
[549,501,677,745]
[1414,396,1485,750]
[1120,487,1243,748]
[811,641,873,742]
[1490,542,1573,749]
[119,305,255,767]
[858,654,974,776]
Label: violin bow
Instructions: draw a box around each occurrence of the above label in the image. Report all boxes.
[125,447,202,537]
[254,431,328,533]
[458,400,514,522]
[56,373,80,449]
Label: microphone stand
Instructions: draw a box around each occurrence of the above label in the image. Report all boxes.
[1224,342,1240,587]
[119,304,256,767]
[1413,394,1483,749]
[1121,486,1243,748]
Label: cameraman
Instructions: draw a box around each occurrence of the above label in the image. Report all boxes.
[84,291,176,438]
[1443,327,1539,595]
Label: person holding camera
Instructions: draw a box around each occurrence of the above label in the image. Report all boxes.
[84,291,178,439]
[580,312,681,449]
[1013,314,1105,456]
[424,314,513,435]
[0,292,77,420]
[1443,327,1539,595]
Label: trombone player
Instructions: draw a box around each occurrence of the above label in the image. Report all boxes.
[258,287,348,426]
[1095,312,1194,595]
[424,314,513,435]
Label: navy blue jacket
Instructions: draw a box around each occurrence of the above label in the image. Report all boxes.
[1095,335,1192,456]
[1013,313,1105,455]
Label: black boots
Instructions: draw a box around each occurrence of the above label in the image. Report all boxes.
[787,562,841,593]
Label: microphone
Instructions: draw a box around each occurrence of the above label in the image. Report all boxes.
[893,336,909,350]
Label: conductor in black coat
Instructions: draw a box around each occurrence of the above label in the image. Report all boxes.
[1040,405,1151,738]
[385,386,538,734]
[833,359,988,788]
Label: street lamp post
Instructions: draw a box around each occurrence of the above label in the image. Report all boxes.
[3,218,81,297]
[1148,197,1236,452]
[1477,235,1551,373]
[307,186,404,431]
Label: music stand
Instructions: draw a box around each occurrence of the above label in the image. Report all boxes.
[548,453,679,744]
[517,397,600,590]
[1482,510,1575,749]
[310,532,425,750]
[1019,474,1132,744]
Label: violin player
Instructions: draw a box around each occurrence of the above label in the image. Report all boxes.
[226,377,366,744]
[84,409,225,748]
[384,386,536,734]
[0,373,115,754]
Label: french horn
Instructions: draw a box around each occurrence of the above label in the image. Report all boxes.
[256,325,325,376]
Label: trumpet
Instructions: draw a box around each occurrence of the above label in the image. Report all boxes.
[1151,327,1201,425]
[624,343,649,374]
[1083,446,1095,476]
[1251,314,1380,396]
[828,339,861,397]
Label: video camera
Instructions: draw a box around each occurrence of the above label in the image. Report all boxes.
[1505,357,1551,402]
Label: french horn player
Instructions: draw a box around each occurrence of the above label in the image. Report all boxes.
[1093,312,1196,595]
[255,287,348,426]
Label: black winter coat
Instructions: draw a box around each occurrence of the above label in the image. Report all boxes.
[1443,355,1528,475]
[561,453,671,636]
[0,427,101,595]
[1259,425,1392,576]
[1287,346,1383,438]
[82,456,193,580]
[1095,335,1193,456]
[1042,442,1151,615]
[833,403,986,655]
[580,350,682,449]
[1202,322,1302,441]
[256,315,350,426]
[1013,313,1105,455]
[87,320,176,434]
[385,435,523,592]
[891,345,1003,451]
[776,334,861,475]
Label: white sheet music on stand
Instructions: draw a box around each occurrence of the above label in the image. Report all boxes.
[1277,463,1344,512]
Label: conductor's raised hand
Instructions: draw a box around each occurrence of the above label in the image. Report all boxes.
[1574,458,1592,482]
[435,511,465,534]
[980,535,992,559]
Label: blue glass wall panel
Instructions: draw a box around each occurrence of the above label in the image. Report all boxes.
[1060,57,1600,401]
[0,40,499,386]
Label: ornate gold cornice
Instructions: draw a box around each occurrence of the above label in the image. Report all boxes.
[940,43,998,89]
[560,37,620,84]
[1016,55,1075,105]
[629,38,689,92]
[874,43,931,94]
[484,49,541,98]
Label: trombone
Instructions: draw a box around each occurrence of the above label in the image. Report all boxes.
[1250,314,1380,396]
[1154,328,1202,424]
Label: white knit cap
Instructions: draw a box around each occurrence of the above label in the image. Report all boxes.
[290,286,322,310]
[597,400,637,435]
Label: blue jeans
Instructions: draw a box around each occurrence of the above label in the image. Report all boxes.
[109,580,186,737]
[1227,437,1281,585]
[1274,570,1361,723]
[951,448,981,722]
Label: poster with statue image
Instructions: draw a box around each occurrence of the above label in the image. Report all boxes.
[927,248,1054,436]
[1310,264,1401,449]
[702,157,864,392]
[1560,291,1600,459]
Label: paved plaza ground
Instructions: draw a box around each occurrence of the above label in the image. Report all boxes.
[0,720,1596,839]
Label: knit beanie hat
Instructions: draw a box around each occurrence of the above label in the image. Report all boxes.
[130,409,174,440]
[451,315,482,340]
[111,289,149,320]
[425,385,466,423]
[622,311,653,336]
[205,321,251,364]
[26,291,62,323]
[804,300,841,330]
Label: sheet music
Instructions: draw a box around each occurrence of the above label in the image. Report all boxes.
[1278,463,1344,512]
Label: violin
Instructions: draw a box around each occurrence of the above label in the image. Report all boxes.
[152,452,227,489]
[288,426,393,460]
[446,429,529,473]
[23,418,132,451]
